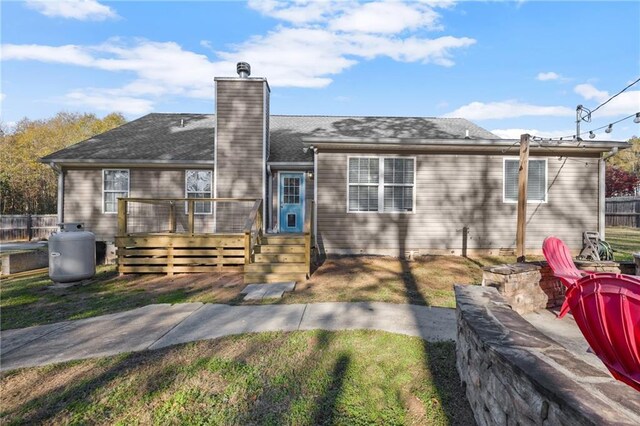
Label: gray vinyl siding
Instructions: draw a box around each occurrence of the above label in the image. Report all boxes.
[63,168,215,241]
[316,152,599,254]
[215,79,267,230]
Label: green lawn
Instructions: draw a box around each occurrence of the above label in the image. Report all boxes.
[0,330,474,425]
[1,255,508,331]
[606,226,640,261]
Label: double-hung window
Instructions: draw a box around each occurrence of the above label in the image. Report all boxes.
[103,169,129,214]
[185,170,212,214]
[503,158,547,203]
[348,157,415,213]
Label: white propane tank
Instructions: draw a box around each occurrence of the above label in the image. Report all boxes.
[48,223,96,282]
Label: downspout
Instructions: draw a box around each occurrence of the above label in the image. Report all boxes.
[313,147,318,243]
[599,147,618,240]
[267,164,272,232]
[50,162,64,224]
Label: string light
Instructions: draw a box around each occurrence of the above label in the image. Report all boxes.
[605,124,613,134]
[635,112,640,124]
[589,131,596,139]
[529,112,639,143]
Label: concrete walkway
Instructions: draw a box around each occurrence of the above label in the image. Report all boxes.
[0,302,455,371]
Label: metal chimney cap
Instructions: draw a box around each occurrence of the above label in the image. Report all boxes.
[237,62,251,78]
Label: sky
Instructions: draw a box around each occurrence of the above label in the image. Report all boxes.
[1,0,639,141]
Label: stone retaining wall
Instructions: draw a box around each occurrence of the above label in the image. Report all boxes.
[482,260,625,315]
[455,285,640,426]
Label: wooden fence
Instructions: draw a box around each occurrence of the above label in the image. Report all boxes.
[1,214,58,242]
[605,197,640,228]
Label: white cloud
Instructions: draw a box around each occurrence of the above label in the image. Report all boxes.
[247,0,344,24]
[574,83,607,102]
[330,1,442,34]
[536,71,561,81]
[574,83,640,117]
[65,91,154,115]
[25,0,117,21]
[490,128,573,140]
[3,1,475,115]
[1,44,94,65]
[444,100,574,120]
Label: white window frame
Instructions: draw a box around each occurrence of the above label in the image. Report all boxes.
[102,169,130,214]
[185,169,213,215]
[502,157,548,204]
[347,156,417,214]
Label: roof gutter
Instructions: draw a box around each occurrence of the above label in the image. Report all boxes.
[301,137,629,154]
[37,158,215,166]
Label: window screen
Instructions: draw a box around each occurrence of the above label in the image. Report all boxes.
[103,169,129,213]
[186,170,212,214]
[348,157,415,212]
[348,158,379,212]
[504,159,547,202]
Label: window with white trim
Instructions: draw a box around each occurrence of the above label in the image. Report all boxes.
[503,158,547,203]
[348,157,415,212]
[185,170,212,214]
[103,169,129,213]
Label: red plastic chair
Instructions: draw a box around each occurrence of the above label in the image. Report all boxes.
[542,236,587,288]
[563,273,640,392]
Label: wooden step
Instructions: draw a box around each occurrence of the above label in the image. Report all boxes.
[244,272,307,284]
[245,262,308,274]
[261,235,306,245]
[255,244,305,254]
[254,253,306,263]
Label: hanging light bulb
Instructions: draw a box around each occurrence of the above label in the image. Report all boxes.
[634,112,640,124]
[589,131,596,139]
[605,124,613,133]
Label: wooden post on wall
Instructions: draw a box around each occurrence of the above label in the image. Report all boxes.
[117,199,127,236]
[516,134,530,262]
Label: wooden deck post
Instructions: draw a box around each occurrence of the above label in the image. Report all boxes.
[169,201,176,233]
[244,231,251,265]
[118,199,127,235]
[187,199,195,235]
[516,134,530,262]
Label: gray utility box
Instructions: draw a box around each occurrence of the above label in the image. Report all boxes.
[48,223,96,283]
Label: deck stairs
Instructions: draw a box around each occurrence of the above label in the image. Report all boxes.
[244,234,309,284]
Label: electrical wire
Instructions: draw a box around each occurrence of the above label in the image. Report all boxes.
[588,77,640,117]
[529,112,638,142]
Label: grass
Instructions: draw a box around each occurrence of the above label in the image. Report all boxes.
[0,330,473,425]
[606,226,640,261]
[0,255,508,331]
[0,266,244,331]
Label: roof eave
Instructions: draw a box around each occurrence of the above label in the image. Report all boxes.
[39,158,216,167]
[301,137,629,154]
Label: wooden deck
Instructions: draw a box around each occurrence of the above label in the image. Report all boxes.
[115,197,314,280]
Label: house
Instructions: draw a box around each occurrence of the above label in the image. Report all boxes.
[41,63,628,282]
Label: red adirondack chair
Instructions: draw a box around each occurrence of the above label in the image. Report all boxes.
[542,236,587,287]
[564,273,640,392]
[543,236,640,392]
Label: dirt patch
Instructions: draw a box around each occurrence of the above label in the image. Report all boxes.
[284,255,488,307]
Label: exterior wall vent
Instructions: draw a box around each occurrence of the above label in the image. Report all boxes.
[237,62,251,78]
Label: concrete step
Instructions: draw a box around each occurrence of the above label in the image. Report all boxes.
[245,262,308,274]
[254,253,306,263]
[261,235,306,245]
[244,272,307,284]
[255,244,305,254]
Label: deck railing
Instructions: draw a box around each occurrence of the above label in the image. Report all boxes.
[117,197,258,236]
[304,200,315,276]
[116,197,261,275]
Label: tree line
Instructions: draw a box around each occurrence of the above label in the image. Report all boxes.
[606,136,639,197]
[0,112,126,214]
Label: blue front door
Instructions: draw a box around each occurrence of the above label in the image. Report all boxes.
[279,172,305,233]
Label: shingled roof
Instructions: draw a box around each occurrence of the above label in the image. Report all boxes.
[41,113,499,164]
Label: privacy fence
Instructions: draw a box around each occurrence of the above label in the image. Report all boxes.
[1,214,58,242]
[605,197,640,228]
